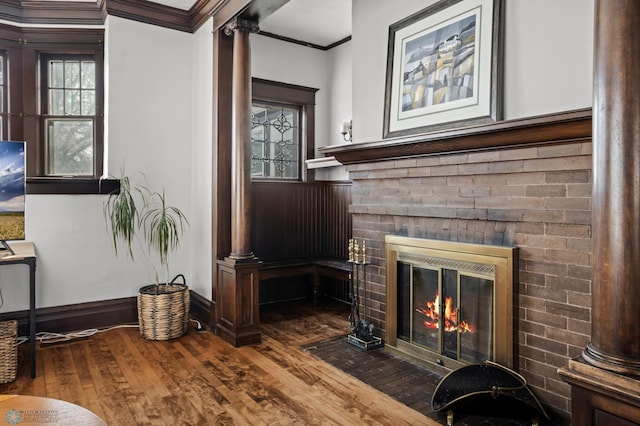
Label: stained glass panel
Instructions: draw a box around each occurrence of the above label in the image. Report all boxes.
[251,103,300,179]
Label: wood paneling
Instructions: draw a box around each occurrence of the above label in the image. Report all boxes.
[252,181,352,262]
[321,108,592,165]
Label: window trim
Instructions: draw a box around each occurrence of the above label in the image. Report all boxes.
[252,78,318,183]
[0,24,105,194]
[40,53,99,178]
[0,50,6,141]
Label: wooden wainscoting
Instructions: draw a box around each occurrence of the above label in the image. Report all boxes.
[252,181,352,261]
[252,181,352,304]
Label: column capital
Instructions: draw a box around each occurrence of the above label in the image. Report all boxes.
[224,17,260,36]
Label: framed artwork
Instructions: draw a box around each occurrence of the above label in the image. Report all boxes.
[383,0,503,139]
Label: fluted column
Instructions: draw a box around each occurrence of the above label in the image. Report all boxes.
[225,18,259,260]
[583,0,640,376]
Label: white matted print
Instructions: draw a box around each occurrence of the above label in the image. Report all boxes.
[383,0,503,138]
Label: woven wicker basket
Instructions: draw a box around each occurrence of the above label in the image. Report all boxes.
[137,274,190,341]
[0,320,17,383]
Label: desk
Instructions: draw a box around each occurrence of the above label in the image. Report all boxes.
[0,395,106,425]
[0,242,36,378]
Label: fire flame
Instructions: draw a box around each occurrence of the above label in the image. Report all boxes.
[416,292,475,333]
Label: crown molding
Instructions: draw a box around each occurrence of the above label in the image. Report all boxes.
[0,0,105,26]
[0,0,224,33]
[105,0,191,32]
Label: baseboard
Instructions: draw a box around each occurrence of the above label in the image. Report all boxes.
[190,290,214,330]
[0,291,213,337]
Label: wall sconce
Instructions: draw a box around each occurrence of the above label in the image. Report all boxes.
[341,119,352,142]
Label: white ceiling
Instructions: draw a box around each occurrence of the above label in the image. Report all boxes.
[152,0,352,47]
[258,0,351,47]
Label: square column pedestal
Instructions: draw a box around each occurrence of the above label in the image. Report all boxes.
[559,358,640,425]
[215,257,261,347]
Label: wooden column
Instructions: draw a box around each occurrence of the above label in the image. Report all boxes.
[227,17,258,260]
[558,1,640,423]
[214,17,261,347]
[584,0,640,376]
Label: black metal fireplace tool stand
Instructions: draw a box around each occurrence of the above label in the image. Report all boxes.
[347,239,383,351]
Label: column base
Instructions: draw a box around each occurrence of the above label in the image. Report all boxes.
[215,257,261,347]
[582,343,640,377]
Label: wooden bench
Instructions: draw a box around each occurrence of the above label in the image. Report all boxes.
[259,258,351,303]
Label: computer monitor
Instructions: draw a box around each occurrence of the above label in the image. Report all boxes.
[0,141,25,255]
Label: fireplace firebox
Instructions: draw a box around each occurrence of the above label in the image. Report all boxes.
[385,236,517,374]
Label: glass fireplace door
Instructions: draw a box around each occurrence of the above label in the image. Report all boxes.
[397,262,495,365]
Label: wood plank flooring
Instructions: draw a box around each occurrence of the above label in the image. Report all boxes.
[0,302,439,425]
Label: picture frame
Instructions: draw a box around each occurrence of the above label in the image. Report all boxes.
[383,0,503,139]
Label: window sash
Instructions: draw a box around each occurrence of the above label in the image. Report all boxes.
[41,54,100,178]
[46,117,95,176]
[251,102,301,180]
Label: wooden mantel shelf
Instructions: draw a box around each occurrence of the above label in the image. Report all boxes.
[319,108,592,165]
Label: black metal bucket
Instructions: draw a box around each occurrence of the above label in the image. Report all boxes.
[431,360,550,422]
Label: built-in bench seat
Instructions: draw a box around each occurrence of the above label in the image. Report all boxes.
[258,258,351,302]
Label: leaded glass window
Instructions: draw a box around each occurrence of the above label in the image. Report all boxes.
[251,102,300,179]
[43,56,96,176]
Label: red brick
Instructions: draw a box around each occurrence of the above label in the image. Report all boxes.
[545,249,590,266]
[499,146,539,160]
[546,327,590,348]
[566,210,592,225]
[527,309,568,329]
[546,197,591,211]
[526,335,568,357]
[488,160,525,173]
[547,275,591,294]
[568,317,591,335]
[538,143,585,158]
[546,223,591,238]
[545,170,590,183]
[526,184,567,197]
[546,301,590,322]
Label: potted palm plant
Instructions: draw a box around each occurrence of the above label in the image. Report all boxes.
[104,171,190,340]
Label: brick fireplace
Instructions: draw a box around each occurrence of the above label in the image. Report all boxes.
[322,109,592,417]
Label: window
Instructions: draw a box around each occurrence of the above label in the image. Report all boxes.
[251,78,318,182]
[41,55,96,176]
[251,102,300,179]
[0,25,109,194]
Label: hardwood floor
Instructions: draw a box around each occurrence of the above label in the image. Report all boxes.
[0,302,438,425]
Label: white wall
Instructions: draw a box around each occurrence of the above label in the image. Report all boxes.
[251,35,328,155]
[105,16,194,294]
[189,18,214,299]
[503,0,593,118]
[251,33,350,180]
[352,0,594,143]
[323,40,351,181]
[326,41,353,149]
[0,16,196,314]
